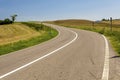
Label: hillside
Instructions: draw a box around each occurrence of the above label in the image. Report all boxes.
[46,19,120,29]
[45,19,93,27]
[0,22,58,55]
[0,23,40,45]
[102,19,120,25]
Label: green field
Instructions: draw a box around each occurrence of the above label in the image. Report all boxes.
[46,19,120,55]
[0,22,58,55]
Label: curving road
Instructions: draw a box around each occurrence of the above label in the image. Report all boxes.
[0,24,117,80]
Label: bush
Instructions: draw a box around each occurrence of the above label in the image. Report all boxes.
[3,18,13,24]
[0,18,13,25]
[22,22,47,31]
[0,20,3,25]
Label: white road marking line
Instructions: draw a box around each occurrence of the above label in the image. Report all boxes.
[0,30,78,79]
[101,35,109,80]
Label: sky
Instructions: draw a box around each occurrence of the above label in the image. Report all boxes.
[0,0,120,21]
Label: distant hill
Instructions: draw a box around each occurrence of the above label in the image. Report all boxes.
[45,19,120,28]
[44,19,93,27]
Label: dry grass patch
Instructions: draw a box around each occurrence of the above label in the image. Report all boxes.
[45,19,92,27]
[0,23,41,45]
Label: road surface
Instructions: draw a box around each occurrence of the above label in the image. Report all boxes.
[0,24,118,80]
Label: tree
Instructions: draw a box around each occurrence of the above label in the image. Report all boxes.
[0,20,3,25]
[102,18,106,21]
[11,14,17,22]
[3,18,12,24]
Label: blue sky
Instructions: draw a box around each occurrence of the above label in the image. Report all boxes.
[0,0,120,21]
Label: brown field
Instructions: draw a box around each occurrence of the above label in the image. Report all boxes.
[102,20,120,25]
[45,19,120,31]
[45,19,92,26]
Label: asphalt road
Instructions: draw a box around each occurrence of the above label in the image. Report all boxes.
[0,24,118,80]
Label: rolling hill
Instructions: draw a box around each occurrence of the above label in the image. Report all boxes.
[0,22,58,55]
[45,19,93,27]
[0,23,41,45]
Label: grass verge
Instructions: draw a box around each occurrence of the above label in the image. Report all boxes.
[0,22,58,55]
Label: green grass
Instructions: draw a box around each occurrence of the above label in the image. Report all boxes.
[0,22,58,55]
[105,31,120,54]
[46,19,120,55]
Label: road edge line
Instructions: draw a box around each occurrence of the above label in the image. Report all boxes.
[101,35,109,80]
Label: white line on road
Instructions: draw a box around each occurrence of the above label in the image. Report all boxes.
[101,35,109,80]
[0,30,78,79]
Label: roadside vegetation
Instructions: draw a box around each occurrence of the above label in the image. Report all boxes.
[0,22,58,55]
[46,19,120,55]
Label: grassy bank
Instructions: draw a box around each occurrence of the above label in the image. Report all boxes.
[47,19,120,55]
[0,22,58,55]
[0,23,40,45]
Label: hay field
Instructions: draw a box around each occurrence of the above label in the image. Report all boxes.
[0,23,41,45]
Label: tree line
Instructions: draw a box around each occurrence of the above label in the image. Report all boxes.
[0,14,17,25]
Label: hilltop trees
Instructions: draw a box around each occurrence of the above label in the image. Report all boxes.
[0,18,12,25]
[0,14,17,25]
[3,18,12,24]
[102,18,109,21]
[11,14,17,22]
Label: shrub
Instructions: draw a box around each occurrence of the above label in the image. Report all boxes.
[0,20,4,25]
[0,18,13,25]
[22,22,47,31]
[3,18,13,24]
